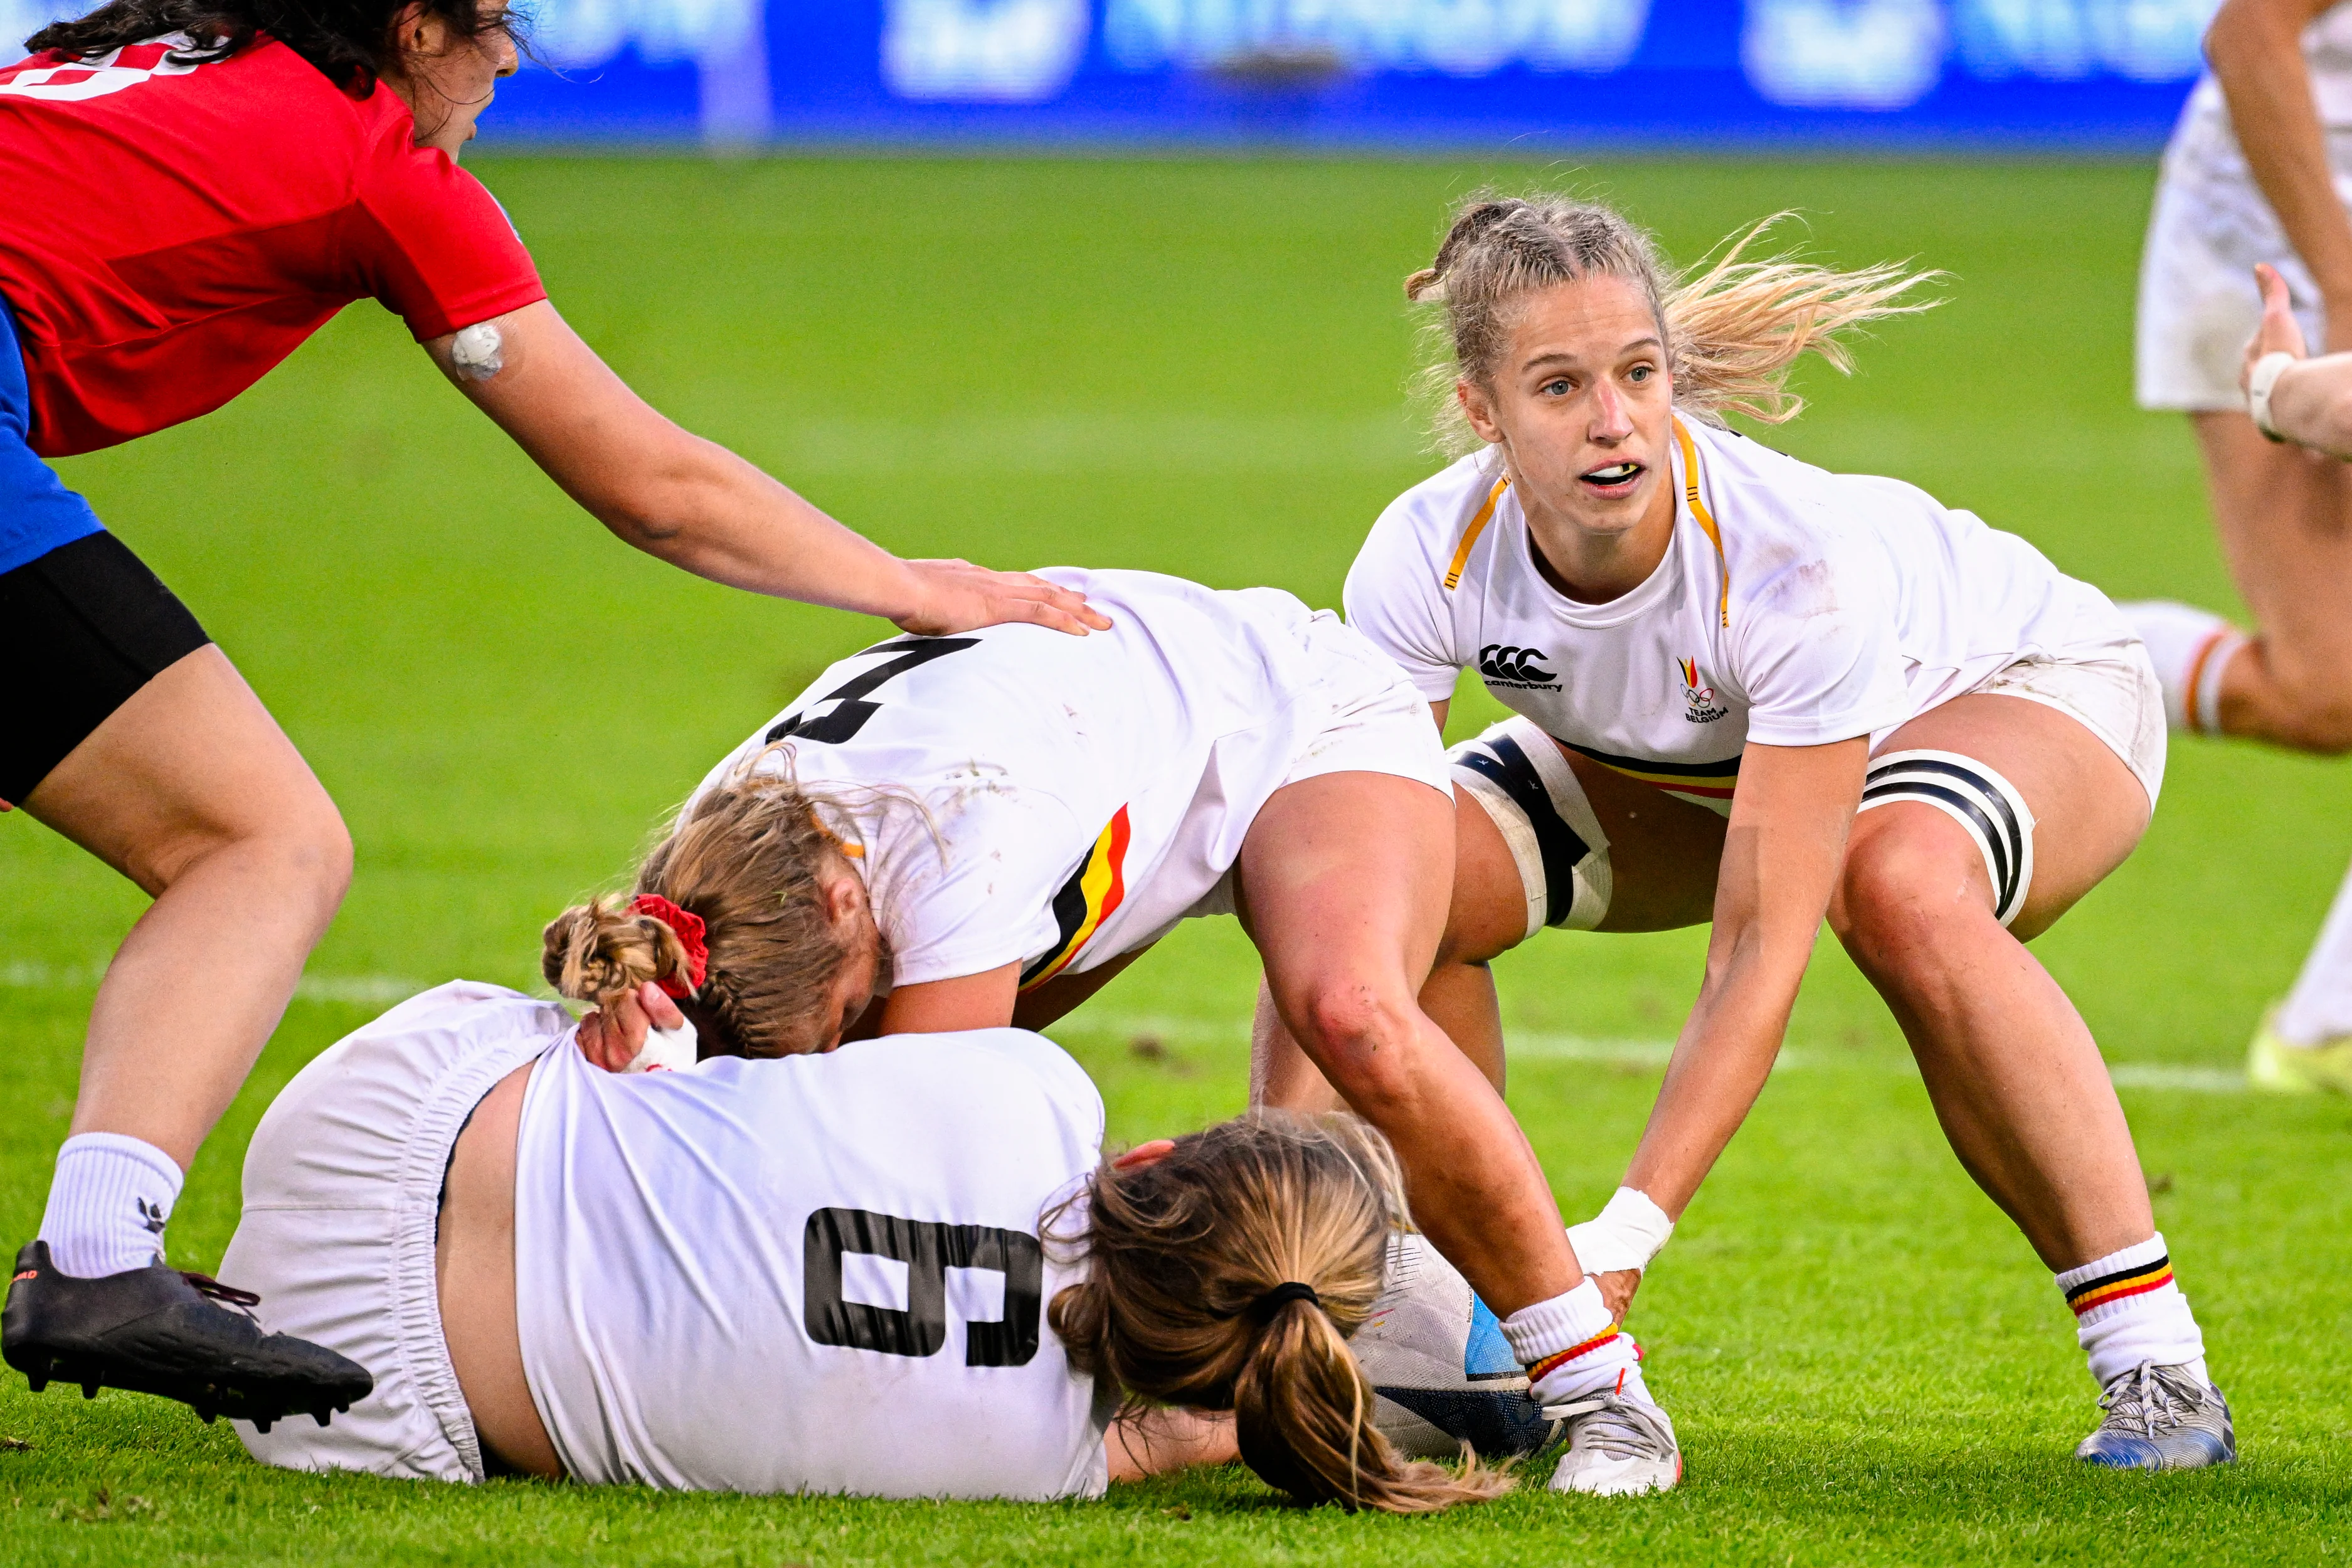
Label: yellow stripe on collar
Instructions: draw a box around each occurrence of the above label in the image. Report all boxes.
[1672,416,1729,628]
[1444,475,1510,591]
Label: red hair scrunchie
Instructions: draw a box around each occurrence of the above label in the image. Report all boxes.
[630,893,708,998]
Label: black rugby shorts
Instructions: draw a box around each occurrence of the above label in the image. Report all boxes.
[0,531,209,807]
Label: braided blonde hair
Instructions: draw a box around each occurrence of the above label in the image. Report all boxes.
[540,772,879,1059]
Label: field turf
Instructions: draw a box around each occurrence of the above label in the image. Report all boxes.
[3,155,2349,1565]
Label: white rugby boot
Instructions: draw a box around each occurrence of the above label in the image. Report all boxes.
[1542,1389,1682,1496]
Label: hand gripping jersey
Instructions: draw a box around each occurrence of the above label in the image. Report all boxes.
[0,35,544,455]
[516,1023,1111,1498]
[1345,418,2129,815]
[697,566,1441,990]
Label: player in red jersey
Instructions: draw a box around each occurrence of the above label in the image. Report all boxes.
[0,0,1103,1433]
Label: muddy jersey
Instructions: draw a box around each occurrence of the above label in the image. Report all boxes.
[515,1023,1110,1498]
[696,566,1430,990]
[1344,418,2125,815]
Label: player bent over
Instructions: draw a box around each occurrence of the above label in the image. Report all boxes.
[218,783,1505,1510]
[2118,0,2352,1094]
[0,0,1096,1429]
[577,566,1655,1493]
[1260,193,2235,1473]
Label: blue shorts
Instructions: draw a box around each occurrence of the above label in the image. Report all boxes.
[0,299,102,577]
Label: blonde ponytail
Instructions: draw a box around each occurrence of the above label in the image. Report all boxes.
[1048,1113,1513,1513]
[1663,213,1938,424]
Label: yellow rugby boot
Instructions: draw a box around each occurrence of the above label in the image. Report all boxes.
[2246,1007,2352,1094]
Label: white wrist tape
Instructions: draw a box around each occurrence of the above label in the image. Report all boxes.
[625,1016,699,1073]
[2248,351,2297,443]
[1565,1187,1675,1274]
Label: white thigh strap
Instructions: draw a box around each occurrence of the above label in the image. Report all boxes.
[1449,716,1613,940]
[1860,748,2038,927]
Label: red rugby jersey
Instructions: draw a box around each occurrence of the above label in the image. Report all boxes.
[0,34,547,455]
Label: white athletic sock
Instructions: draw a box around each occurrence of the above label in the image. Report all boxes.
[1500,1279,1654,1406]
[2121,600,2243,734]
[2276,850,2352,1047]
[37,1133,183,1278]
[2057,1234,2210,1390]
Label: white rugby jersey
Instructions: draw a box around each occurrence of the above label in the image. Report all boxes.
[514,1025,1111,1499]
[1345,418,2125,815]
[2167,2,2352,189]
[697,567,1421,990]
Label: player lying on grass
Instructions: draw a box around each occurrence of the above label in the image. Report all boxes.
[0,0,1098,1432]
[1257,193,2237,1473]
[213,802,1506,1512]
[2117,0,2352,1095]
[569,565,1668,1495]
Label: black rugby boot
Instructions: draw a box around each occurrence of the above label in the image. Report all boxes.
[3,1241,372,1432]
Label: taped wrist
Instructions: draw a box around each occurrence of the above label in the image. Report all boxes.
[1566,1187,1675,1275]
[2248,351,2297,443]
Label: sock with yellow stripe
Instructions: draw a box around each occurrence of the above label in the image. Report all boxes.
[1498,1279,1654,1407]
[2057,1234,2210,1389]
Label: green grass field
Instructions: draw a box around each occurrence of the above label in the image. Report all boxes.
[3,155,2349,1565]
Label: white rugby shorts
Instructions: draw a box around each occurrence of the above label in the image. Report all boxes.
[2137,153,2344,410]
[1177,609,1448,924]
[219,983,568,1484]
[1959,637,2169,813]
[1280,609,1451,795]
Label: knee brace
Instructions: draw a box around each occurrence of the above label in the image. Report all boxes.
[1859,749,2038,927]
[1449,716,1612,940]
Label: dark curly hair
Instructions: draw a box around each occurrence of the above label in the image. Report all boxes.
[25,0,517,98]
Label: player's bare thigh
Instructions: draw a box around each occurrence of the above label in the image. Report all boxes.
[1831,692,2149,941]
[1442,740,1724,967]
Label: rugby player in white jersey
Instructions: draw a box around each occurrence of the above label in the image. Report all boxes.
[217,778,1508,1510]
[610,565,1656,1494]
[1256,194,2238,1475]
[2117,0,2352,1095]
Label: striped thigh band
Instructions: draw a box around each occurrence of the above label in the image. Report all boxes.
[1448,716,1612,940]
[1858,749,2038,928]
[2065,1254,2174,1316]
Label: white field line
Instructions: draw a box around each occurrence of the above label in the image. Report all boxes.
[0,963,424,1007]
[1051,1014,2250,1093]
[0,975,2257,1093]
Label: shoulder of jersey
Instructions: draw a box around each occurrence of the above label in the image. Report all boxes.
[1693,426,1868,548]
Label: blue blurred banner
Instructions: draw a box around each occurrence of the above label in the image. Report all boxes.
[3,0,2223,147]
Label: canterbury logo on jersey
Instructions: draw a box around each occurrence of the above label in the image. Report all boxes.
[1479,644,1558,689]
[1019,805,1131,991]
[0,36,206,100]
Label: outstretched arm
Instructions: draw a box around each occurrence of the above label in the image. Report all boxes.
[2208,0,2352,349]
[422,302,1108,637]
[1620,738,1865,1216]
